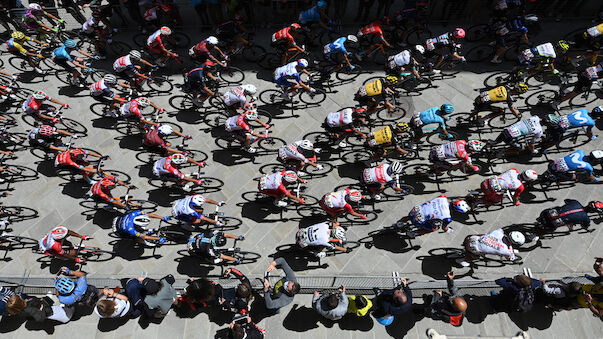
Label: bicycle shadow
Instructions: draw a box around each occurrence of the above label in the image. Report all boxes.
[175,255,215,277]
[358,228,420,254]
[269,245,329,272]
[108,238,159,261]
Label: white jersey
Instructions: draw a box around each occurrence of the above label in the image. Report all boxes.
[275,62,298,79]
[259,171,283,191]
[171,195,205,216]
[152,157,171,176]
[113,55,134,73]
[433,141,461,160]
[278,143,307,163]
[296,222,334,249]
[323,190,347,209]
[362,164,394,185]
[326,108,354,127]
[82,16,100,33]
[393,50,411,67]
[467,228,515,260]
[488,168,522,191]
[414,196,450,223]
[223,87,247,107]
[147,30,162,46]
[89,79,109,96]
[37,232,56,252]
[505,116,543,143]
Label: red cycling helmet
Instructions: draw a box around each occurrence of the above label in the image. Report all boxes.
[203,60,216,69]
[453,28,465,39]
[354,107,367,115]
[290,23,301,30]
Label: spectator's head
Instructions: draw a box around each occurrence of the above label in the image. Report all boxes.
[232,324,245,339]
[326,293,339,310]
[393,289,408,305]
[286,281,300,296]
[354,295,368,309]
[515,274,531,288]
[567,282,583,298]
[185,278,215,303]
[236,282,251,299]
[451,297,467,313]
[6,295,26,315]
[96,299,117,317]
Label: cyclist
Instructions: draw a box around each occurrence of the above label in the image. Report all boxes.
[38,225,90,263]
[319,188,366,222]
[547,149,600,183]
[492,0,529,19]
[221,84,257,115]
[89,74,130,113]
[472,83,527,125]
[537,199,591,231]
[143,124,191,155]
[410,103,455,142]
[298,1,331,44]
[54,147,104,182]
[113,50,155,87]
[573,22,603,64]
[357,16,392,58]
[152,153,207,190]
[277,140,323,175]
[271,23,305,63]
[143,1,183,30]
[428,139,486,173]
[519,41,569,75]
[397,196,469,237]
[479,168,538,206]
[385,45,426,78]
[489,16,531,64]
[187,231,245,264]
[323,35,359,74]
[22,90,69,123]
[147,26,178,67]
[361,161,407,200]
[111,97,164,125]
[22,3,64,38]
[551,64,602,110]
[0,71,19,102]
[323,107,368,148]
[540,109,597,151]
[81,7,111,58]
[6,31,47,74]
[258,170,306,207]
[215,14,250,54]
[113,210,166,246]
[52,39,96,87]
[189,36,227,66]
[354,76,397,114]
[456,229,524,267]
[366,122,411,160]
[167,194,226,227]
[27,124,78,155]
[273,59,315,101]
[423,28,466,70]
[183,61,219,107]
[224,104,270,153]
[90,172,155,212]
[296,221,349,258]
[492,115,543,155]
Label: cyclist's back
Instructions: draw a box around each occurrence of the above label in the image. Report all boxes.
[540,199,590,230]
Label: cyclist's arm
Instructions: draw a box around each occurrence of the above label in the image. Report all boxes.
[56,129,75,137]
[140,58,154,67]
[284,190,304,203]
[206,72,218,82]
[116,82,131,89]
[343,53,352,67]
[49,97,67,106]
[186,157,205,167]
[220,253,237,262]
[76,49,95,59]
[44,11,62,22]
[67,230,85,239]
[381,37,391,47]
[297,80,312,91]
[213,46,227,59]
[48,145,67,153]
[201,86,215,96]
[205,198,223,206]
[252,118,269,128]
[224,233,240,240]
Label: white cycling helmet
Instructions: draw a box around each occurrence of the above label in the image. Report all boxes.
[170,153,187,164]
[32,90,46,100]
[297,58,309,68]
[389,161,403,174]
[133,215,151,227]
[51,226,69,240]
[333,226,347,242]
[241,84,257,95]
[467,140,486,152]
[137,97,150,108]
[414,45,425,54]
[282,170,298,183]
[190,195,205,207]
[206,36,218,45]
[29,3,42,11]
[509,231,525,246]
[347,190,363,203]
[158,125,173,135]
[297,140,313,151]
[129,50,142,61]
[103,74,117,86]
[452,199,470,213]
[245,109,258,121]
[160,26,172,35]
[346,35,358,44]
[521,169,538,182]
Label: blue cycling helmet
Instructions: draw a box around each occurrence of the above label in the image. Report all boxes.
[64,39,77,49]
[55,277,76,295]
[376,315,394,326]
[317,0,327,8]
[440,104,454,114]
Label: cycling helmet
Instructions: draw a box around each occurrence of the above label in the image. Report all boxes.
[317,0,327,9]
[245,109,258,120]
[103,74,117,86]
[55,277,76,295]
[452,199,470,213]
[104,175,117,185]
[467,140,486,152]
[190,194,205,207]
[29,3,42,11]
[521,169,538,182]
[556,40,570,52]
[51,226,69,240]
[241,84,257,95]
[203,60,216,70]
[347,190,363,203]
[394,122,410,133]
[137,97,151,108]
[440,103,454,114]
[129,50,142,61]
[157,124,173,135]
[452,28,466,39]
[516,82,529,93]
[381,16,391,25]
[160,26,172,35]
[389,161,403,174]
[91,7,102,17]
[206,36,219,45]
[414,45,425,55]
[385,75,399,86]
[544,114,560,126]
[170,153,187,164]
[346,35,359,45]
[297,58,309,68]
[233,13,243,22]
[297,139,313,151]
[11,31,25,40]
[509,231,525,246]
[290,23,301,30]
[64,39,77,49]
[592,106,603,115]
[354,107,367,116]
[133,215,151,227]
[32,90,46,100]
[211,233,227,247]
[39,125,55,136]
[333,226,346,242]
[282,170,298,183]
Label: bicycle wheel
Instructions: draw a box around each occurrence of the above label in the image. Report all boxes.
[406,27,432,45]
[248,110,273,128]
[303,162,334,176]
[147,76,174,93]
[299,89,326,105]
[345,210,378,223]
[259,89,286,105]
[8,58,32,72]
[259,163,287,175]
[169,95,194,110]
[1,234,39,249]
[466,24,490,42]
[557,131,591,150]
[97,169,131,183]
[193,177,224,190]
[484,71,514,88]
[525,73,549,88]
[258,53,280,70]
[487,112,521,129]
[377,107,406,121]
[569,89,602,107]
[340,150,372,164]
[57,118,88,135]
[439,60,463,76]
[525,89,557,107]
[219,67,245,84]
[241,44,266,63]
[182,149,208,163]
[233,250,262,264]
[466,44,494,63]
[382,184,415,198]
[258,137,286,151]
[0,206,38,222]
[108,41,132,56]
[168,32,191,49]
[126,199,158,211]
[2,165,38,182]
[79,247,115,262]
[204,112,228,128]
[335,64,362,82]
[90,69,108,83]
[303,132,334,149]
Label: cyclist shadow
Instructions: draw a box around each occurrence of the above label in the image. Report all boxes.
[175,255,214,277]
[269,245,329,272]
[238,200,293,223]
[336,162,366,180]
[58,181,91,200]
[358,228,420,254]
[57,86,89,98]
[108,238,159,261]
[417,249,478,280]
[116,134,144,152]
[147,188,183,207]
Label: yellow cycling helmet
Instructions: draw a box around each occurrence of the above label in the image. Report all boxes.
[516,82,529,93]
[11,31,25,40]
[395,121,410,132]
[385,75,399,86]
[557,40,570,52]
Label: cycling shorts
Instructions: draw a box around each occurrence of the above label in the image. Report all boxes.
[175,211,203,223]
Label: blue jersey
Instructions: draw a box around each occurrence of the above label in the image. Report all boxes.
[115,210,145,238]
[53,46,73,61]
[507,17,527,33]
[562,109,595,130]
[324,37,347,56]
[552,150,594,176]
[418,107,446,128]
[299,6,321,24]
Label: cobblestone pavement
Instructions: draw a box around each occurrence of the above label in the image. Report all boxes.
[0,19,601,338]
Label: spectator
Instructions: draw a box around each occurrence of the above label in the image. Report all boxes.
[229,316,265,339]
[94,287,131,318]
[414,271,467,326]
[220,268,253,314]
[576,282,602,317]
[55,267,98,307]
[355,0,375,23]
[179,278,218,309]
[124,277,149,317]
[490,273,542,313]
[312,285,348,321]
[347,295,373,317]
[542,280,583,310]
[143,274,178,318]
[0,286,20,316]
[586,257,603,284]
[263,258,300,312]
[6,294,74,323]
[372,278,413,325]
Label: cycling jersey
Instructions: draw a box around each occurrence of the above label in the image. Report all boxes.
[362,163,396,186]
[271,27,295,45]
[467,228,515,260]
[187,231,222,259]
[558,109,595,131]
[53,46,73,62]
[258,170,289,196]
[152,155,185,179]
[184,68,207,92]
[22,9,41,30]
[481,168,523,202]
[82,16,101,34]
[54,148,88,169]
[114,210,146,237]
[299,6,321,24]
[27,126,56,148]
[585,65,603,80]
[430,140,470,162]
[91,177,116,202]
[356,79,384,100]
[477,85,514,105]
[320,189,354,215]
[274,62,301,87]
[412,106,446,129]
[190,40,211,58]
[143,128,167,149]
[391,50,411,68]
[278,142,308,163]
[22,94,50,114]
[425,32,452,51]
[551,150,594,176]
[368,125,399,147]
[504,116,543,143]
[143,7,158,21]
[113,55,136,73]
[6,37,30,54]
[540,199,590,229]
[519,42,556,65]
[296,222,334,249]
[224,113,252,133]
[147,29,164,50]
[409,196,451,230]
[326,108,354,128]
[324,37,347,57]
[358,21,384,40]
[89,79,114,98]
[171,195,205,222]
[119,99,144,119]
[223,87,247,108]
[38,232,65,255]
[586,23,603,38]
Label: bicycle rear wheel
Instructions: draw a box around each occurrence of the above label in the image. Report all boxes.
[57,118,88,135]
[335,64,362,82]
[147,76,174,93]
[0,206,38,222]
[259,89,286,105]
[126,199,158,211]
[80,247,115,262]
[241,44,266,62]
[97,169,131,183]
[219,67,245,84]
[258,137,286,151]
[300,89,327,105]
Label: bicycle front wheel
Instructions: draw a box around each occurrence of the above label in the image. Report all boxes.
[147,76,174,93]
[300,89,327,105]
[219,67,245,84]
